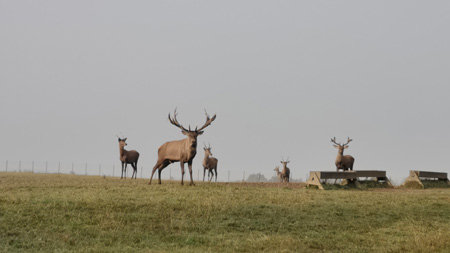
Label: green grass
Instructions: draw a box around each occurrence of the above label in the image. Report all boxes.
[1,173,450,252]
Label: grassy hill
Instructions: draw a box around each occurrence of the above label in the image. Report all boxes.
[1,173,449,252]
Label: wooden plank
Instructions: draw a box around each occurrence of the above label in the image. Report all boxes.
[318,171,357,179]
[355,170,386,178]
[416,171,448,179]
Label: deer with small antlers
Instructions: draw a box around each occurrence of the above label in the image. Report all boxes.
[149,108,216,185]
[117,136,140,179]
[280,157,291,182]
[331,137,355,172]
[203,143,218,182]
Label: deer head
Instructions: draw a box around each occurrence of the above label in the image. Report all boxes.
[169,108,216,147]
[203,142,213,156]
[331,137,352,154]
[116,134,127,148]
[280,157,290,168]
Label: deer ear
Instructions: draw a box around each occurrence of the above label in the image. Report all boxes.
[124,138,127,141]
[197,131,204,135]
[333,145,339,148]
[344,145,349,149]
[181,130,189,135]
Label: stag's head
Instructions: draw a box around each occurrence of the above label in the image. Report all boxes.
[168,108,216,146]
[331,137,352,154]
[280,157,290,168]
[203,142,213,156]
[274,166,280,172]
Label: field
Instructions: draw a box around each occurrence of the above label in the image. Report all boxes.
[1,173,450,252]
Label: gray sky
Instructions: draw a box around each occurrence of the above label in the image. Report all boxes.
[1,1,449,184]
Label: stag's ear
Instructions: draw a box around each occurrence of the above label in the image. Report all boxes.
[118,138,121,142]
[123,138,127,141]
[333,145,339,148]
[197,131,204,135]
[181,130,189,135]
[344,145,349,149]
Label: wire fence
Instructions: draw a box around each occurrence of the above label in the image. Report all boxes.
[0,160,303,183]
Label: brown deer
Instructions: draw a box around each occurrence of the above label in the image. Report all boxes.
[331,137,355,172]
[203,143,218,182]
[149,109,216,185]
[117,136,140,179]
[273,166,283,182]
[280,157,291,182]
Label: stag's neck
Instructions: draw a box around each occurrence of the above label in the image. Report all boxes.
[183,138,197,161]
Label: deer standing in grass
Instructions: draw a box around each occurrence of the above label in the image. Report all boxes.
[331,137,355,172]
[117,136,140,179]
[273,166,284,182]
[203,143,218,182]
[149,109,216,185]
[280,157,291,182]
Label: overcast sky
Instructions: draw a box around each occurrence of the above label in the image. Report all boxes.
[1,1,449,184]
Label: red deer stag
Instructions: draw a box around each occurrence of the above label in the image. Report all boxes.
[203,143,218,182]
[149,109,216,185]
[331,137,355,172]
[117,136,140,179]
[280,157,291,182]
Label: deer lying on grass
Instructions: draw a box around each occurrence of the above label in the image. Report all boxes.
[117,136,140,179]
[149,109,216,185]
[203,143,218,182]
[280,157,291,182]
[331,137,355,172]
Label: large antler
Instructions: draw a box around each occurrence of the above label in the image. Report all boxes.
[196,109,216,132]
[343,137,353,146]
[168,108,189,132]
[331,137,340,146]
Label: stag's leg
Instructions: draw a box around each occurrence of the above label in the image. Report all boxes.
[180,162,185,185]
[203,168,206,181]
[187,162,195,186]
[157,161,170,184]
[121,162,125,179]
[149,160,163,184]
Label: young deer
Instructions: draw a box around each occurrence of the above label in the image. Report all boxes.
[273,166,283,182]
[117,136,140,179]
[203,143,218,182]
[149,109,216,185]
[331,137,355,172]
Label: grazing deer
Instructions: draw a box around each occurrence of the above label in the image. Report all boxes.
[203,143,218,182]
[117,136,140,179]
[280,157,291,182]
[331,137,355,172]
[149,109,216,185]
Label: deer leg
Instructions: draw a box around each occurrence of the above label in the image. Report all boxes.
[121,162,125,179]
[214,168,217,182]
[203,168,206,181]
[187,162,195,186]
[131,162,137,179]
[149,161,162,184]
[180,162,185,185]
